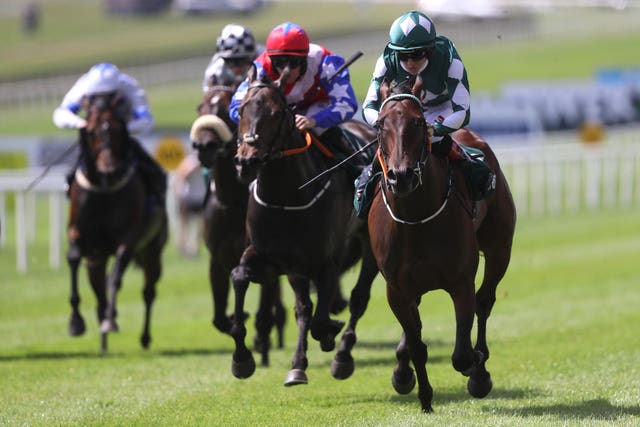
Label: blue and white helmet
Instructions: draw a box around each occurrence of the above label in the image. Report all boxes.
[85,63,121,95]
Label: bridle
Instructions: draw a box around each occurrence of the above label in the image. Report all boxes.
[238,82,308,164]
[78,107,135,193]
[376,93,452,225]
[238,81,333,210]
[376,94,432,193]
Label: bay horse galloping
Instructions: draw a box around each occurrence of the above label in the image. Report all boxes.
[66,93,168,353]
[231,67,379,385]
[368,76,516,412]
[191,78,285,366]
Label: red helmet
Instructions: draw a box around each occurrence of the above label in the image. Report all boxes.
[266,22,309,57]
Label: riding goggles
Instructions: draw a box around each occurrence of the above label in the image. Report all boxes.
[397,50,429,62]
[271,56,305,70]
[224,57,252,67]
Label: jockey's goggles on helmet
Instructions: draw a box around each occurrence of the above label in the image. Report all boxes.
[397,50,429,62]
[224,57,252,67]
[271,56,305,70]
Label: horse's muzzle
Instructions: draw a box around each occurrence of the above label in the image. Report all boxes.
[386,167,420,197]
[234,155,259,184]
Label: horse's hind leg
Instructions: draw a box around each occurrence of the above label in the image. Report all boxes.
[140,254,162,349]
[67,242,85,336]
[254,278,278,367]
[332,248,378,379]
[273,279,286,349]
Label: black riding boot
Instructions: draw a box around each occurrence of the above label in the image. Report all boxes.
[130,139,167,205]
[437,134,496,200]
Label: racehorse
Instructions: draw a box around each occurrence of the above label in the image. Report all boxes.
[368,76,516,412]
[191,78,286,366]
[231,66,379,386]
[66,92,168,353]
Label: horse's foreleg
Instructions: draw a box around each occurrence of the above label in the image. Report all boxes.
[102,245,133,335]
[310,267,344,352]
[86,258,107,353]
[140,254,161,350]
[67,241,85,336]
[388,289,432,413]
[332,250,378,379]
[209,257,232,334]
[450,284,493,399]
[284,276,311,386]
[230,264,255,379]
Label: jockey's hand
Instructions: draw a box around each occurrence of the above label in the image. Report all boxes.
[77,119,88,129]
[426,123,435,138]
[295,114,316,132]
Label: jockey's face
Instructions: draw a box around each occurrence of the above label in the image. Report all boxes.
[397,49,429,75]
[224,57,253,76]
[271,55,304,83]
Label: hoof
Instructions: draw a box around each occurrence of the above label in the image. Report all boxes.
[68,314,86,337]
[392,369,416,395]
[231,354,256,379]
[100,319,119,334]
[320,336,336,352]
[140,334,151,349]
[284,369,308,386]
[330,356,354,380]
[467,373,493,398]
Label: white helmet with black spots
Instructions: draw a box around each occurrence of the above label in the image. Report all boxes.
[216,24,256,59]
[85,63,121,95]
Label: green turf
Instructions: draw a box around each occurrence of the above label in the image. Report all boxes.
[0,202,639,425]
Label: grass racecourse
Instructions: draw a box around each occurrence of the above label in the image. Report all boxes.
[1,2,640,426]
[1,205,639,426]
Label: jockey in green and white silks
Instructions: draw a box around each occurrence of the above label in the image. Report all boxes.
[355,10,495,211]
[362,20,470,142]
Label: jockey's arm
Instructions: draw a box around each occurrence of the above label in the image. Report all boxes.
[361,55,387,126]
[122,77,154,135]
[308,54,358,129]
[431,57,470,137]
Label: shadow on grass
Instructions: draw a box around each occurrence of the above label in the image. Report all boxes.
[489,398,640,420]
[0,346,233,362]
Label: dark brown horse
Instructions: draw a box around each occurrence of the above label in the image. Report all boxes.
[191,79,285,366]
[368,77,516,412]
[231,67,379,386]
[67,93,168,353]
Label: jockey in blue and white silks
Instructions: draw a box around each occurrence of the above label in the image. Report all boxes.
[229,22,358,136]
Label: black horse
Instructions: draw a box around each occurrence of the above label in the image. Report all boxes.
[191,79,286,366]
[66,93,168,353]
[368,76,516,412]
[231,67,379,385]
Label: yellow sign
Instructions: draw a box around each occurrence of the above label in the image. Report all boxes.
[155,136,186,171]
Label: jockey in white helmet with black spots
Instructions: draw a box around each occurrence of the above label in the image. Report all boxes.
[356,10,495,204]
[202,24,260,92]
[53,62,167,203]
[229,22,359,150]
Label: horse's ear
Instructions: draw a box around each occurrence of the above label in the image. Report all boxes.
[380,79,391,103]
[274,68,290,90]
[411,75,424,98]
[246,64,258,84]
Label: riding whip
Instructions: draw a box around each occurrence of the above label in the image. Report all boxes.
[298,136,378,190]
[25,142,77,192]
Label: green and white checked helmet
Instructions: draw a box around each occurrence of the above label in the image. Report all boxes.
[388,10,436,51]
